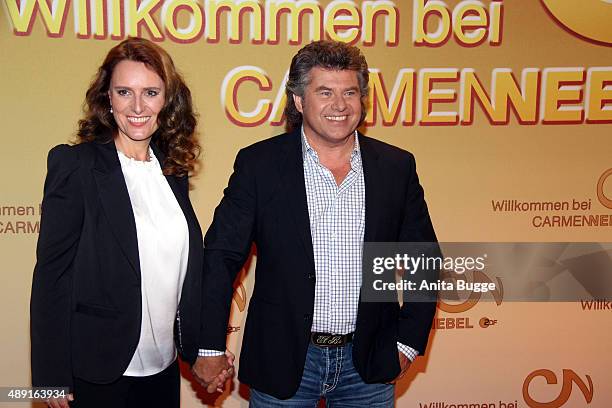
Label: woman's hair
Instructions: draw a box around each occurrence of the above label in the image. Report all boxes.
[284,40,370,131]
[77,37,199,177]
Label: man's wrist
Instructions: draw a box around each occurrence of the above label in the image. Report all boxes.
[397,342,419,362]
[198,349,225,357]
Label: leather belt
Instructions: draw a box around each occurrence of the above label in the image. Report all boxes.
[311,332,354,347]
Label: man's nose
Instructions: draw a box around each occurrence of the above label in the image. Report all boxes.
[332,95,347,111]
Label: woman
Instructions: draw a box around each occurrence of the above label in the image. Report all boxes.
[30,38,230,408]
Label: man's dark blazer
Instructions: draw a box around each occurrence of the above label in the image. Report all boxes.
[201,129,438,399]
[31,139,204,390]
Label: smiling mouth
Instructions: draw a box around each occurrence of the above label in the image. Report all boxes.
[324,115,348,121]
[127,116,151,124]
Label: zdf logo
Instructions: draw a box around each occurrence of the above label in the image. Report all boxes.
[523,369,594,407]
[540,0,612,45]
[437,270,503,313]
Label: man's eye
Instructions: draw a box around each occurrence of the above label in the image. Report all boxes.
[320,91,332,97]
[345,91,357,97]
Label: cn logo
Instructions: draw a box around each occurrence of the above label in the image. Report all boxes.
[597,168,612,209]
[232,282,247,312]
[523,369,594,407]
[437,270,503,313]
[540,0,612,45]
[232,267,249,312]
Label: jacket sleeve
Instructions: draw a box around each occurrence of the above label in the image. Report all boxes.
[31,145,83,389]
[200,148,256,351]
[397,153,439,355]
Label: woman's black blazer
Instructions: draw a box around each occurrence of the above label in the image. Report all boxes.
[31,139,204,389]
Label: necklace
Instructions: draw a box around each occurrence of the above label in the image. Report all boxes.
[117,147,153,162]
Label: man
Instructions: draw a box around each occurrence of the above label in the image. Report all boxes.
[193,41,438,406]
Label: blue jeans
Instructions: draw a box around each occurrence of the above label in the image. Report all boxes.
[250,343,394,407]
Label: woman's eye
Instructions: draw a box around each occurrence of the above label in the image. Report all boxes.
[117,89,130,96]
[146,90,160,97]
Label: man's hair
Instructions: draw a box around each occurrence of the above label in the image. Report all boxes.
[284,40,369,130]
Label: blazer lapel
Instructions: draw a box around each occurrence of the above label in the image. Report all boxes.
[279,130,315,271]
[357,134,388,322]
[152,143,203,271]
[360,134,384,243]
[163,173,201,250]
[150,143,197,236]
[151,143,203,309]
[92,141,141,278]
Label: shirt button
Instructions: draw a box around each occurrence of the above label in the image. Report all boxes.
[308,273,315,280]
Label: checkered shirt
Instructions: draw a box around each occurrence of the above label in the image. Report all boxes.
[302,130,417,361]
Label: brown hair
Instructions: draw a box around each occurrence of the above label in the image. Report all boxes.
[284,40,370,130]
[77,37,199,177]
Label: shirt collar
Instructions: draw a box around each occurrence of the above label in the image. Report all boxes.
[301,127,362,170]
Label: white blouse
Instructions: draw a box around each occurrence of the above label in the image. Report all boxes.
[118,148,190,377]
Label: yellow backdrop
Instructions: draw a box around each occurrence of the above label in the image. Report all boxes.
[1,0,611,407]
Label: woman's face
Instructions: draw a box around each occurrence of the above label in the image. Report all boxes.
[108,60,165,144]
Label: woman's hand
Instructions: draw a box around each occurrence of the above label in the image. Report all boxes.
[46,393,73,408]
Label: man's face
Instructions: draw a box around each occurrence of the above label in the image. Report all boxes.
[294,67,363,146]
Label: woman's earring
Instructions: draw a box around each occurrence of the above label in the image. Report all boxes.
[110,106,113,113]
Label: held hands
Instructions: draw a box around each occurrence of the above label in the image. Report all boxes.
[192,350,235,393]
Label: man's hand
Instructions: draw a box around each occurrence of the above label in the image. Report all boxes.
[46,393,73,408]
[192,351,235,393]
[393,352,411,383]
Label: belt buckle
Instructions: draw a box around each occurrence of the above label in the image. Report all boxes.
[311,332,345,347]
